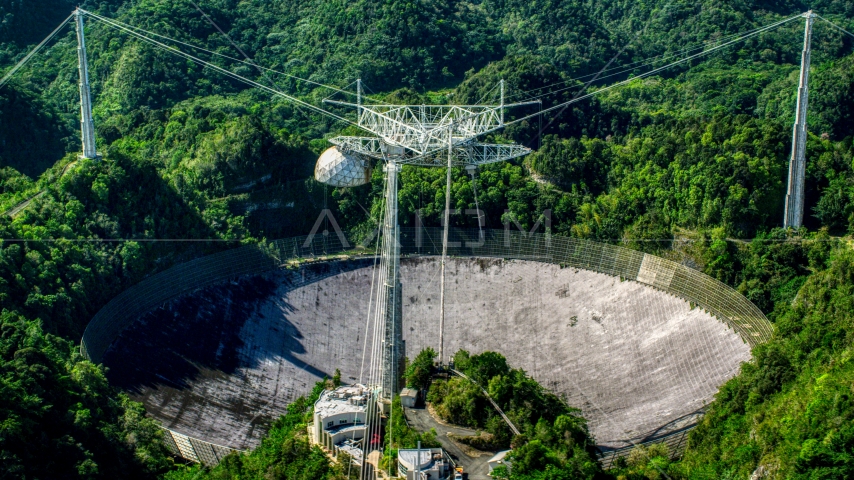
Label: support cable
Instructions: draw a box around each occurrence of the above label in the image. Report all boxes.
[450,369,520,436]
[362,236,383,479]
[0,13,74,89]
[356,175,387,390]
[358,199,384,384]
[186,0,385,111]
[81,9,357,126]
[381,12,800,165]
[816,14,854,39]
[79,9,381,104]
[360,157,401,479]
[529,1,674,138]
[186,0,286,95]
[495,14,802,132]
[467,166,484,240]
[361,191,386,480]
[323,79,357,103]
[506,14,804,102]
[475,81,501,105]
[380,13,801,165]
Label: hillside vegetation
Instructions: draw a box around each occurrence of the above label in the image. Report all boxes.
[3,0,854,478]
[429,349,603,479]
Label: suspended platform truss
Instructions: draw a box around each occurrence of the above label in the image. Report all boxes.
[323,82,538,166]
[328,136,531,167]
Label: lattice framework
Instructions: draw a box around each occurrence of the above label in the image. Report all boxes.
[323,80,538,167]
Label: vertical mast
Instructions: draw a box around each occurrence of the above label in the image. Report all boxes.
[75,9,98,159]
[466,165,483,240]
[783,11,814,228]
[500,79,505,125]
[439,124,453,366]
[381,161,403,399]
[356,78,362,126]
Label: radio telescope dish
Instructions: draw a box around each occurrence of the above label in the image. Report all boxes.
[314,146,371,187]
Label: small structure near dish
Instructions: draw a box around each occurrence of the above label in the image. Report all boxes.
[311,384,369,462]
[400,388,418,408]
[398,447,451,480]
[487,450,512,476]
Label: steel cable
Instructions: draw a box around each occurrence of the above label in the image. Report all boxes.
[82,9,361,125]
[496,14,804,132]
[507,15,804,102]
[0,13,75,89]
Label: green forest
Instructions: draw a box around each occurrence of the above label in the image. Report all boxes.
[3,0,854,478]
[428,349,603,479]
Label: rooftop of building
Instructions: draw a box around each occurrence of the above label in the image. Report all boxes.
[326,423,366,435]
[336,438,364,464]
[400,387,418,398]
[398,448,445,470]
[314,384,369,419]
[488,450,511,464]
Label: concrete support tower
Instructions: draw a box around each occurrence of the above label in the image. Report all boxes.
[75,9,98,159]
[438,125,453,366]
[380,162,403,400]
[783,11,815,228]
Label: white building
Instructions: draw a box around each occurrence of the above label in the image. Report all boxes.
[311,384,369,458]
[400,388,418,408]
[487,450,512,476]
[398,448,450,480]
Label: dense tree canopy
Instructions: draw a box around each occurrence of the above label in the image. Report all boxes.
[430,350,603,479]
[3,0,854,477]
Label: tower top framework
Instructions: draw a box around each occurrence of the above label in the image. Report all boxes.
[323,79,537,167]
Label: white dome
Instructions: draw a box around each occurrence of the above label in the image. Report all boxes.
[314,146,371,187]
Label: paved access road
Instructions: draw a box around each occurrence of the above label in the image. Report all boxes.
[403,406,494,480]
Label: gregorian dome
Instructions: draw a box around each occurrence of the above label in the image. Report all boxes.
[314,146,371,187]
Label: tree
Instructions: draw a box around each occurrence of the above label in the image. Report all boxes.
[465,351,510,385]
[404,347,436,390]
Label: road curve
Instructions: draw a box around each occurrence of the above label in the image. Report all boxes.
[404,405,493,480]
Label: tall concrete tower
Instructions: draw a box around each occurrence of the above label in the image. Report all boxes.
[783,11,815,228]
[75,9,98,159]
[380,162,404,400]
